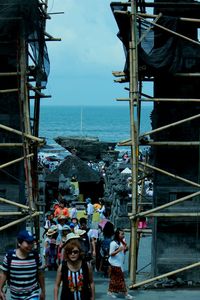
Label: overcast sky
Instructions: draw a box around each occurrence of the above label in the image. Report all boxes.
[44,0,129,106]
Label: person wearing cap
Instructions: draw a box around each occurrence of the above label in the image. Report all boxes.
[54,236,95,300]
[0,230,45,300]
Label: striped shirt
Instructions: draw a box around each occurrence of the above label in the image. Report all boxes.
[1,249,42,300]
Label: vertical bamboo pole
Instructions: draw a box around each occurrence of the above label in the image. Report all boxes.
[129,0,139,284]
[19,22,35,214]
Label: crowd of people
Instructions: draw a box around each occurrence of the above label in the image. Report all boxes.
[0,198,133,300]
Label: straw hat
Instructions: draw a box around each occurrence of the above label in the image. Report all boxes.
[58,215,67,220]
[74,229,86,236]
[46,227,57,237]
[61,225,71,231]
[65,232,80,243]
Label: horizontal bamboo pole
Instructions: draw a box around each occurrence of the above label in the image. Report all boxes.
[140,113,200,138]
[0,72,21,76]
[0,212,27,216]
[0,88,18,93]
[147,141,200,146]
[130,190,200,219]
[0,212,41,231]
[120,140,200,146]
[0,143,23,147]
[0,123,44,143]
[129,261,200,290]
[175,73,200,77]
[139,161,200,188]
[141,98,200,102]
[146,212,200,217]
[0,153,34,169]
[0,197,30,210]
[138,13,200,23]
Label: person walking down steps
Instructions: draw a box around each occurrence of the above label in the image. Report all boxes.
[107,228,133,299]
[0,230,45,300]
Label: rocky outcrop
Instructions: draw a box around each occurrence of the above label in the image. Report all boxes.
[54,136,119,162]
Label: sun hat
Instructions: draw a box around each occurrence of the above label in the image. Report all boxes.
[17,230,34,243]
[65,232,80,243]
[74,229,86,236]
[50,224,58,231]
[58,215,67,220]
[46,227,58,236]
[61,225,71,231]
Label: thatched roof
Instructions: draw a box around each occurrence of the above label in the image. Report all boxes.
[45,155,100,183]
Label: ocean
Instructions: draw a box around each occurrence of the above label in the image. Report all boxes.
[37,105,153,152]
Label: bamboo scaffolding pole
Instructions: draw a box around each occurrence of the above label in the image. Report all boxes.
[0,123,44,143]
[137,14,200,47]
[0,72,21,76]
[143,212,200,217]
[175,73,200,77]
[0,196,31,210]
[138,13,200,23]
[0,153,34,169]
[141,98,200,102]
[0,88,18,93]
[0,143,23,147]
[0,212,41,231]
[20,22,35,213]
[129,190,200,219]
[138,13,162,45]
[120,140,200,146]
[111,1,200,7]
[129,261,200,290]
[140,113,200,138]
[139,161,200,188]
[119,113,200,145]
[147,141,200,146]
[129,0,139,284]
[0,212,29,216]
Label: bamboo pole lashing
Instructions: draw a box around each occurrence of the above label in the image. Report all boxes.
[129,261,200,290]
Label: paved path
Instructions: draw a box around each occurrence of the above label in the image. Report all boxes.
[5,233,200,299]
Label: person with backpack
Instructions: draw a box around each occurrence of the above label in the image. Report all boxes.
[0,229,45,300]
[54,234,95,300]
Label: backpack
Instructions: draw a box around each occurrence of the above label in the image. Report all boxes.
[6,249,40,285]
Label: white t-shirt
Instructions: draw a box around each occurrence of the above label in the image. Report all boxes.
[108,240,125,271]
[87,203,94,215]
